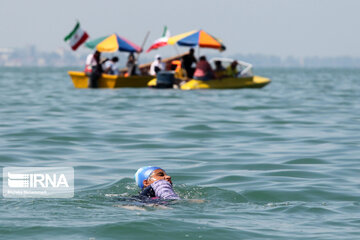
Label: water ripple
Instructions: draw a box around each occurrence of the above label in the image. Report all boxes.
[1,67,360,239]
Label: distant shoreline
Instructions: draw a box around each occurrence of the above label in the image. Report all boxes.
[1,46,360,68]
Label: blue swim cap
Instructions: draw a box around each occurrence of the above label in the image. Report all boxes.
[134,166,162,189]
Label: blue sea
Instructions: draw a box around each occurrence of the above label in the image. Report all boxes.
[0,67,359,239]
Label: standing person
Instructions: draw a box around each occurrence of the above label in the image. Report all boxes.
[149,54,165,76]
[182,48,197,78]
[103,56,119,75]
[126,53,138,76]
[193,56,214,81]
[84,51,98,75]
[87,50,102,88]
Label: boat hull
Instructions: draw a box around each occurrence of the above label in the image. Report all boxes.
[68,71,153,88]
[180,76,271,90]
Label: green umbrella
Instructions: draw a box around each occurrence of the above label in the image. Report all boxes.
[84,36,108,49]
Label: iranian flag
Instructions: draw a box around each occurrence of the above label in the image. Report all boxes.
[146,26,170,53]
[64,22,89,51]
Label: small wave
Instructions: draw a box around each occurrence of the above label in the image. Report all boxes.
[285,158,329,165]
[182,124,215,131]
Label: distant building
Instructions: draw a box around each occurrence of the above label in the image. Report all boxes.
[0,46,359,68]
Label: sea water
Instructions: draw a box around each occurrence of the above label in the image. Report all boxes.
[0,67,359,239]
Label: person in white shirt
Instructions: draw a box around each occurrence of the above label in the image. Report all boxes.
[149,54,165,76]
[86,51,102,88]
[84,50,101,75]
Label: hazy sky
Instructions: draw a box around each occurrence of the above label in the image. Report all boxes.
[1,0,359,58]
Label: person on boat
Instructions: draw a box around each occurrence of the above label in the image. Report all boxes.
[170,58,189,88]
[149,54,165,76]
[87,50,102,88]
[214,60,226,79]
[84,50,101,75]
[193,56,214,81]
[173,58,188,79]
[103,56,119,75]
[135,166,180,200]
[126,53,138,76]
[182,48,197,78]
[226,60,239,77]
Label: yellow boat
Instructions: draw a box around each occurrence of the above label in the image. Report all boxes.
[148,57,271,90]
[68,71,153,88]
[68,53,191,89]
[180,75,270,90]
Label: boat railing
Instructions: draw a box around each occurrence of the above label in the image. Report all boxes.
[237,60,253,77]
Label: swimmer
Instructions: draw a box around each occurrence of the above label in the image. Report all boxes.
[135,166,180,200]
[110,167,204,210]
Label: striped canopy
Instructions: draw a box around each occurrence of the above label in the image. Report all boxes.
[167,30,226,51]
[85,34,142,53]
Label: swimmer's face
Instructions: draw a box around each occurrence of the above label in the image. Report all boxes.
[143,169,172,188]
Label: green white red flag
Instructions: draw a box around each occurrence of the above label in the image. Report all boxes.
[146,26,170,53]
[64,22,89,51]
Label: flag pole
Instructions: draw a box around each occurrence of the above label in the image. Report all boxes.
[137,31,150,61]
[173,45,180,55]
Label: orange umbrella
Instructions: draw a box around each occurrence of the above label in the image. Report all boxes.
[167,30,225,51]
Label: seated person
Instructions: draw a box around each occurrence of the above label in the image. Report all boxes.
[171,59,187,79]
[193,56,214,81]
[170,59,188,88]
[226,60,239,77]
[135,166,180,200]
[103,56,119,75]
[126,53,138,76]
[214,60,226,79]
[149,55,165,76]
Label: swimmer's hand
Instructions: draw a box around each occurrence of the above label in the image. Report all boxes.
[151,180,180,200]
